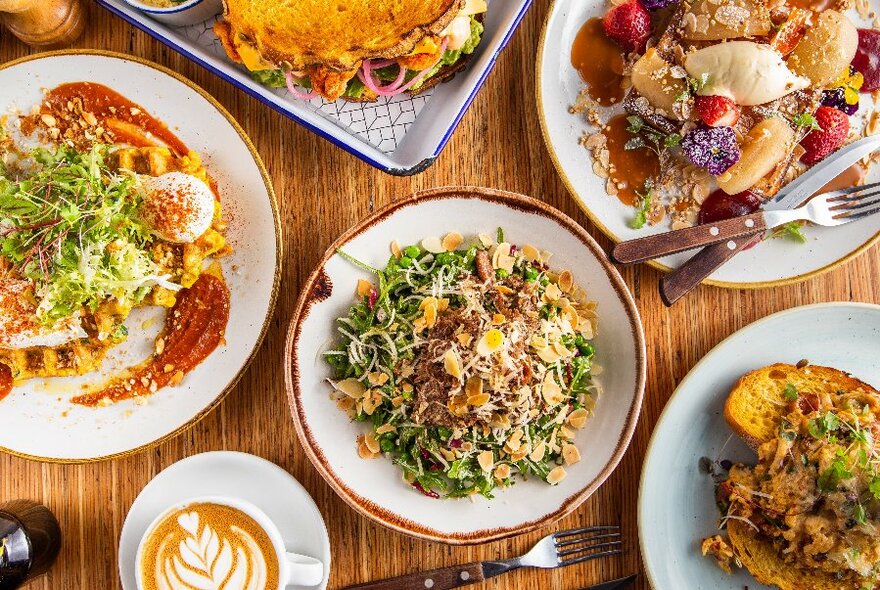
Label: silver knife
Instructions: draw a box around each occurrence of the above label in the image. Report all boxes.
[659,134,880,306]
[581,574,638,590]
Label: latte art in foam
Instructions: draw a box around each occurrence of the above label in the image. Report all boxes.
[139,502,279,590]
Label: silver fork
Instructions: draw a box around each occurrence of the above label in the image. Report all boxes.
[611,181,880,265]
[344,526,622,589]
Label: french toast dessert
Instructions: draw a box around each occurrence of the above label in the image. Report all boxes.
[702,363,880,589]
[213,0,488,101]
[573,0,880,231]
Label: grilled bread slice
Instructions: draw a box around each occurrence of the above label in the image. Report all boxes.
[724,363,879,449]
[726,520,848,590]
[722,363,880,590]
[219,0,463,72]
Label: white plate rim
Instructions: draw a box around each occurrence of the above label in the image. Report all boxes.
[637,301,880,589]
[284,185,647,544]
[116,450,331,590]
[534,2,880,290]
[0,50,283,464]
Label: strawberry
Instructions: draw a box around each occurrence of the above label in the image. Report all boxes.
[800,106,850,165]
[602,1,651,53]
[694,95,740,127]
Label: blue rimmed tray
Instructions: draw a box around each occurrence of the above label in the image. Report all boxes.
[97,0,532,175]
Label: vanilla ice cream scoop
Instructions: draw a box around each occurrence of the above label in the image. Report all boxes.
[684,41,811,106]
[138,172,215,244]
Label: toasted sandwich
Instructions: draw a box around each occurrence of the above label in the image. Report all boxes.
[214,0,488,102]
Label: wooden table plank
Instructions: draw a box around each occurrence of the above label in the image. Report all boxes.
[1,2,878,589]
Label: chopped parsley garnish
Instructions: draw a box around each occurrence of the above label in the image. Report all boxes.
[783,383,799,401]
[771,221,808,244]
[808,411,840,439]
[818,451,852,492]
[630,179,655,230]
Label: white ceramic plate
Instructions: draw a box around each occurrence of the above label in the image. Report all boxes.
[0,51,280,462]
[639,302,880,589]
[285,187,646,544]
[537,1,880,288]
[118,451,331,590]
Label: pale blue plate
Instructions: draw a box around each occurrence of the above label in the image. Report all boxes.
[639,303,880,590]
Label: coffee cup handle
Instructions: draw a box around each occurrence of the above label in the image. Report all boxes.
[283,552,324,587]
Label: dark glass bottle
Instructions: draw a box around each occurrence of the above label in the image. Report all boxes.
[0,501,61,590]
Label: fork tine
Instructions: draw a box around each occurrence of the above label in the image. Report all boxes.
[827,189,880,209]
[830,195,880,212]
[825,181,880,201]
[558,540,624,558]
[834,204,880,222]
[553,525,619,541]
[556,532,620,549]
[560,549,623,567]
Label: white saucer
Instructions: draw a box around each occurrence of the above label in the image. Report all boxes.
[118,451,330,589]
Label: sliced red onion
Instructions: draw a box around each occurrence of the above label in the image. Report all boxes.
[285,70,319,100]
[358,37,450,98]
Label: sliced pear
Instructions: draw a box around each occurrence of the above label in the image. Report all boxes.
[631,48,688,120]
[684,41,810,106]
[787,10,858,87]
[717,118,795,195]
[680,0,771,41]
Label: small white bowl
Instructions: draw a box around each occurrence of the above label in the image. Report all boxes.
[121,0,222,26]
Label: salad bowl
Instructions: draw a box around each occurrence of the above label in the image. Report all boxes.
[284,186,645,543]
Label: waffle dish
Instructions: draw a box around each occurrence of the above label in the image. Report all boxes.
[0,82,232,406]
[571,0,880,233]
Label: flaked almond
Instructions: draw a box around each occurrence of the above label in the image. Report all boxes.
[562,444,581,465]
[356,279,373,297]
[542,377,564,405]
[442,231,464,251]
[444,349,462,379]
[367,372,389,386]
[543,283,562,302]
[440,447,458,461]
[492,313,505,325]
[538,346,562,364]
[447,394,469,417]
[547,466,567,485]
[391,395,404,408]
[336,397,355,412]
[521,244,540,262]
[478,450,495,472]
[376,423,396,435]
[357,436,379,459]
[559,426,575,440]
[390,240,402,259]
[558,270,574,293]
[530,335,548,350]
[467,393,490,406]
[40,113,57,127]
[478,233,494,247]
[568,408,590,429]
[362,392,381,415]
[494,464,511,480]
[457,332,474,347]
[465,376,483,398]
[335,378,366,399]
[364,432,381,454]
[421,236,445,254]
[495,285,514,295]
[530,441,547,462]
[437,298,450,312]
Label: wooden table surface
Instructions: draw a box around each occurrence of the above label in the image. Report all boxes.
[1,3,879,589]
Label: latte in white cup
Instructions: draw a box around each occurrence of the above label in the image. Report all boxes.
[135,495,323,590]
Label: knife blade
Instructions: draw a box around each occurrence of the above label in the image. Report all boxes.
[659,133,880,305]
[766,134,880,212]
[581,574,638,590]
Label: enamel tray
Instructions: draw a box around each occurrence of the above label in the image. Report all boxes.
[0,51,281,462]
[97,0,532,175]
[538,0,880,288]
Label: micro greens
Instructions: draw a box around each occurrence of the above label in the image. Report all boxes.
[630,179,655,230]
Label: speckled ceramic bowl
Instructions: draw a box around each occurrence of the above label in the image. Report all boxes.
[285,186,645,544]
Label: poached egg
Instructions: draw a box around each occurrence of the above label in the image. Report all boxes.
[138,172,215,244]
